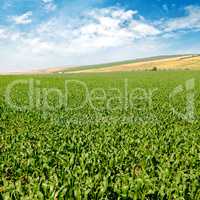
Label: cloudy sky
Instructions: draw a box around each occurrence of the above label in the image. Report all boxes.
[0,0,200,72]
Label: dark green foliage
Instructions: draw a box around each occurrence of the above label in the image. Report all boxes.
[151,67,157,71]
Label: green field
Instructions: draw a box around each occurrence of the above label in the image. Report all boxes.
[0,71,200,199]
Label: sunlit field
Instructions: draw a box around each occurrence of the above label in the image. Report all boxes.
[0,71,200,199]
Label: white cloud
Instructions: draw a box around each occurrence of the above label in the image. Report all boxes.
[162,4,169,12]
[42,0,57,12]
[11,7,159,56]
[10,11,33,25]
[164,5,200,31]
[0,27,22,41]
[69,7,160,50]
[0,28,7,39]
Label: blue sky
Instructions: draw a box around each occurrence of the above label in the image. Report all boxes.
[0,0,200,72]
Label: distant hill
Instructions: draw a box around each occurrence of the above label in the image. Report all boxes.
[59,54,200,74]
[30,54,200,74]
[62,55,185,72]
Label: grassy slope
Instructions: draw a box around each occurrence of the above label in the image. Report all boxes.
[61,55,187,72]
[60,54,200,74]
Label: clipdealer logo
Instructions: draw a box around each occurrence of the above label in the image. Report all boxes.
[4,78,196,123]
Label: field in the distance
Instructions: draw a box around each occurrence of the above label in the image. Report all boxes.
[66,55,200,73]
[0,71,200,199]
[41,54,200,74]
